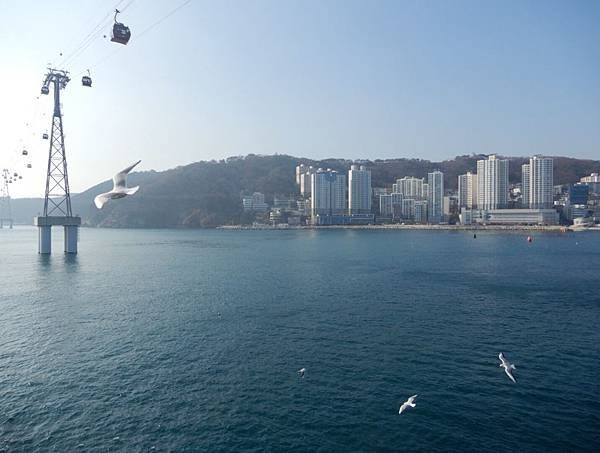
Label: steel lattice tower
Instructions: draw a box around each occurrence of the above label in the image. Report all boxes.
[34,68,81,253]
[42,69,72,216]
[0,169,13,229]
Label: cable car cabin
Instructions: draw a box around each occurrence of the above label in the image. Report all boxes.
[13,173,18,177]
[43,133,49,140]
[27,164,32,169]
[41,86,49,95]
[22,150,28,156]
[82,76,92,87]
[18,176,22,179]
[111,22,131,45]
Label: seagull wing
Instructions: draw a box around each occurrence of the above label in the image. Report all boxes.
[113,160,141,189]
[94,191,113,209]
[505,368,516,383]
[399,403,406,414]
[122,185,139,196]
[407,395,418,404]
[499,353,509,366]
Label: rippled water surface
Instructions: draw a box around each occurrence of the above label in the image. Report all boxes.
[1,227,599,452]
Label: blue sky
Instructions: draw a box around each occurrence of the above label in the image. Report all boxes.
[1,0,599,197]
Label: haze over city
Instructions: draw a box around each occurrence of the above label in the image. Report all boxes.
[1,0,599,198]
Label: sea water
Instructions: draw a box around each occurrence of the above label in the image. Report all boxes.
[0,227,598,451]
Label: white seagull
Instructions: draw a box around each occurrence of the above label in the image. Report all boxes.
[94,160,141,209]
[398,395,417,414]
[498,352,517,383]
[298,368,306,378]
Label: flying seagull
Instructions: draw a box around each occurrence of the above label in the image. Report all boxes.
[298,368,306,378]
[399,395,417,414]
[94,160,141,209]
[498,352,517,383]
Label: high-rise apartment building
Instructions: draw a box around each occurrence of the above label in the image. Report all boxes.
[522,164,530,207]
[299,166,315,196]
[379,194,392,216]
[395,177,427,199]
[458,172,478,209]
[414,201,428,224]
[527,156,553,209]
[295,164,307,185]
[311,169,347,217]
[348,165,372,214]
[427,171,444,223]
[477,155,509,210]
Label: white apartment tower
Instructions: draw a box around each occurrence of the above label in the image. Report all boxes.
[395,177,426,199]
[458,172,478,209]
[527,156,554,209]
[295,164,307,185]
[348,165,372,214]
[299,166,315,196]
[522,163,530,207]
[311,169,347,217]
[427,171,444,223]
[477,155,509,210]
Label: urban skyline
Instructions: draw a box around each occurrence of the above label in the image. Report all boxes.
[238,154,599,228]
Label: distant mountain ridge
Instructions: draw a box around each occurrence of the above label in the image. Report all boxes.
[9,154,600,228]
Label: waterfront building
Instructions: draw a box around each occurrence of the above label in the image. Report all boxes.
[522,163,530,208]
[348,165,372,214]
[579,173,600,195]
[396,177,426,199]
[379,194,392,217]
[477,155,509,210]
[458,172,478,209]
[427,171,444,223]
[295,164,306,185]
[296,199,308,213]
[299,166,315,196]
[311,169,347,219]
[460,208,559,225]
[414,200,428,224]
[526,156,554,209]
[443,195,458,221]
[242,192,269,212]
[273,196,296,210]
[401,198,415,220]
[580,173,600,183]
[568,184,589,205]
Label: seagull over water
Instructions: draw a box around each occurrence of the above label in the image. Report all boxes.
[94,160,141,209]
[399,395,417,414]
[298,368,306,378]
[499,352,517,383]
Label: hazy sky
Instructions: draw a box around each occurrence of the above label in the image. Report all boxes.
[1,0,599,197]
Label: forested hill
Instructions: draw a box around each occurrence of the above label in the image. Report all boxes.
[9,154,600,228]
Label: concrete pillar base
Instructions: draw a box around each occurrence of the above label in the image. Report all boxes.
[64,225,78,254]
[38,226,52,254]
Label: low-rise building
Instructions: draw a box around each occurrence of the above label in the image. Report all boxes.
[242,192,269,212]
[460,208,559,225]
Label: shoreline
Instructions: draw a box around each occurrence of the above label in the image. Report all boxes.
[218,224,599,232]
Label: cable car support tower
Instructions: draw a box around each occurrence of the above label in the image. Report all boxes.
[0,169,14,229]
[34,68,81,254]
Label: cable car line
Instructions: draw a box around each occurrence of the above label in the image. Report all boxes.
[73,0,192,76]
[57,0,132,69]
